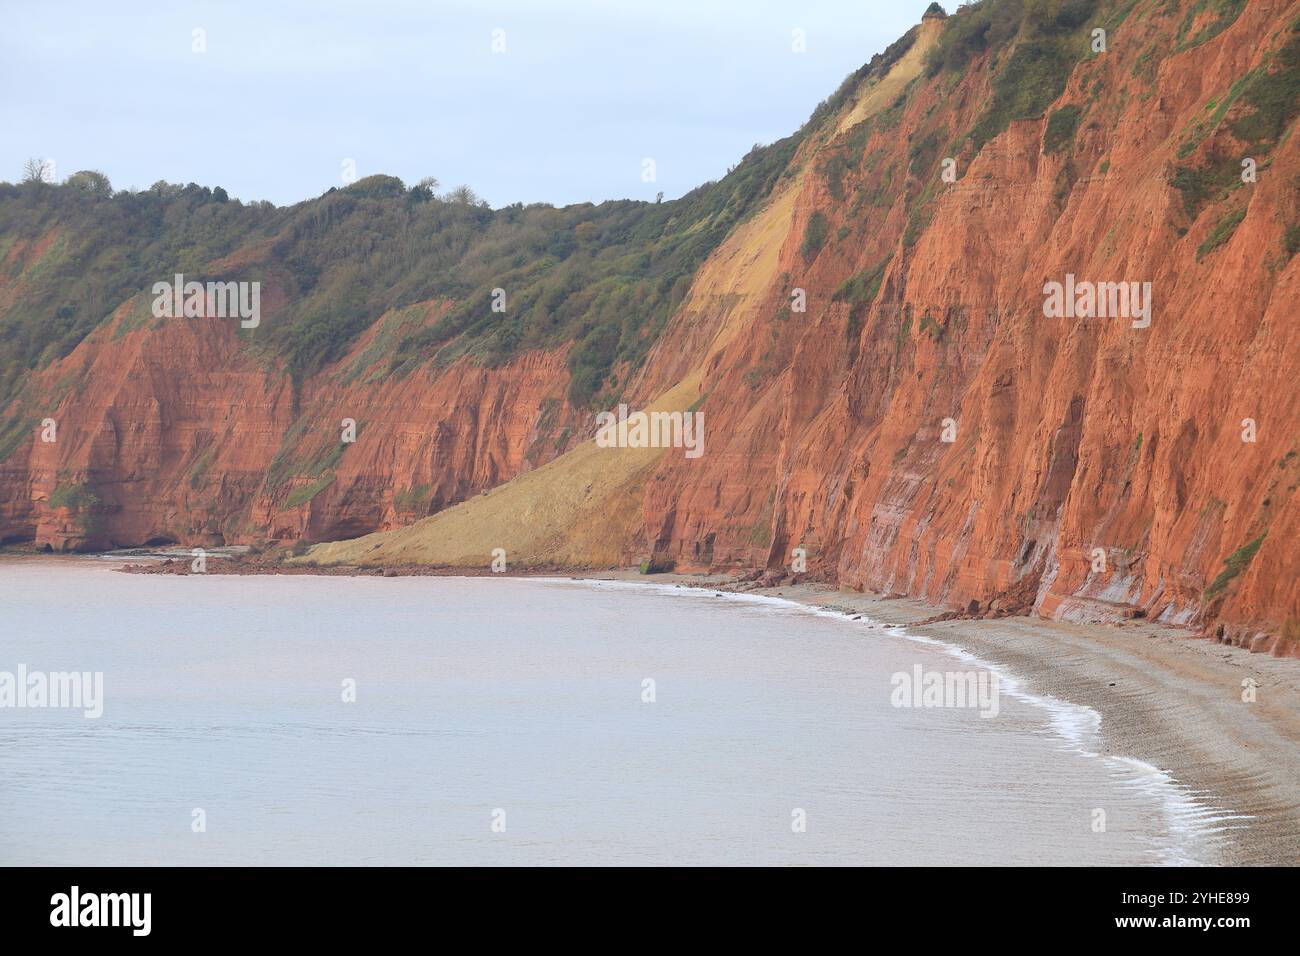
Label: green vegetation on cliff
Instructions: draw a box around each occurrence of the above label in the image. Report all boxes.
[0,134,800,412]
[1204,533,1266,599]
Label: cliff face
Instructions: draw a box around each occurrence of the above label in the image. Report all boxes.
[1,123,791,554]
[0,292,581,551]
[5,1,1300,654]
[627,0,1300,654]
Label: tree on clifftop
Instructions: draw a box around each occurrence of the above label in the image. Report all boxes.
[21,158,48,184]
[65,170,113,196]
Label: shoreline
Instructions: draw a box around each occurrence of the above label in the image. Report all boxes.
[606,573,1299,866]
[10,552,1300,864]
[533,568,1299,865]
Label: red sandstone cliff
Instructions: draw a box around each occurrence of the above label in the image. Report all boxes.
[0,291,584,552]
[3,1,1298,657]
[624,1,1300,654]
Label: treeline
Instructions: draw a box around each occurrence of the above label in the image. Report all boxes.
[0,128,802,411]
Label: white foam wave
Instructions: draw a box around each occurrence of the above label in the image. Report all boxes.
[533,576,1245,865]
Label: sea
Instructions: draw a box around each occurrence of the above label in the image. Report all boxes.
[0,557,1235,865]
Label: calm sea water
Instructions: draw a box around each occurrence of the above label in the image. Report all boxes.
[0,558,1231,865]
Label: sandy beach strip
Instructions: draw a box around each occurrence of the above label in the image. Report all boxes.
[586,573,1300,866]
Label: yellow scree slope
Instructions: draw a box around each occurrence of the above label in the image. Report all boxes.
[837,18,942,134]
[302,20,939,569]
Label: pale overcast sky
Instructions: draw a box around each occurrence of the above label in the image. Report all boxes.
[2,1,934,207]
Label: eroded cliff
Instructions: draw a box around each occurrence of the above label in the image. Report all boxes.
[4,0,1298,654]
